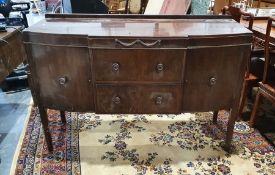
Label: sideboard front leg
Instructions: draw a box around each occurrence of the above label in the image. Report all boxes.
[213,111,219,124]
[38,106,53,152]
[224,105,238,152]
[60,111,66,124]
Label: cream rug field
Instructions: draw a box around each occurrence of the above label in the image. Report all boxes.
[78,112,274,175]
[15,109,274,175]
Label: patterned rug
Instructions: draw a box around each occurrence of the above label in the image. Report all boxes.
[13,107,275,175]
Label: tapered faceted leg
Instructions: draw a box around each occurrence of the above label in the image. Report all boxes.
[224,105,238,152]
[60,111,66,124]
[213,111,219,124]
[38,106,53,152]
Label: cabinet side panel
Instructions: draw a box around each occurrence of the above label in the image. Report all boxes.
[28,44,93,111]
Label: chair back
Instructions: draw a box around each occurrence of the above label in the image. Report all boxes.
[222,6,254,30]
[263,17,275,83]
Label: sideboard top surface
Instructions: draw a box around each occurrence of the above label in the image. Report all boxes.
[24,17,251,38]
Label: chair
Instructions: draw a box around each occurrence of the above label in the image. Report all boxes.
[222,6,254,26]
[213,6,264,122]
[250,17,275,127]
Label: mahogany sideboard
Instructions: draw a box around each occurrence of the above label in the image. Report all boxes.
[23,14,252,152]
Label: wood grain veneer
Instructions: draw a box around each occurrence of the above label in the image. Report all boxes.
[23,14,252,153]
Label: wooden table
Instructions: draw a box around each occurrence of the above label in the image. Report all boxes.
[0,13,42,83]
[242,7,275,42]
[0,27,25,82]
[241,18,275,44]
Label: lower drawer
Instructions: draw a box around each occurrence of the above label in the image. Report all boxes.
[95,84,182,114]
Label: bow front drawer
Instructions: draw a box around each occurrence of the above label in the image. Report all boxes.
[93,49,185,82]
[96,84,182,114]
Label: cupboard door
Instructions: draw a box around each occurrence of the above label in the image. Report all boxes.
[29,45,93,111]
[183,45,250,111]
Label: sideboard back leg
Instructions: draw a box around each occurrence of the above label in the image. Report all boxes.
[60,111,66,124]
[38,105,53,152]
[224,105,238,152]
[213,111,219,124]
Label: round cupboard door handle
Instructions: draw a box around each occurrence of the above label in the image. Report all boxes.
[112,96,121,104]
[209,77,217,86]
[58,76,68,86]
[112,63,120,72]
[156,63,164,72]
[155,96,163,105]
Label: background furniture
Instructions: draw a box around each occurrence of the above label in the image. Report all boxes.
[23,14,252,153]
[0,0,30,18]
[213,0,234,14]
[245,8,275,19]
[0,28,25,82]
[107,0,148,14]
[255,0,275,8]
[241,18,275,44]
[222,6,265,118]
[250,16,275,127]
